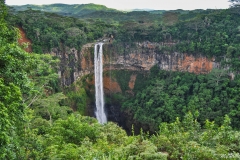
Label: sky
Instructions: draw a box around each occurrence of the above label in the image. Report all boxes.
[6,0,231,10]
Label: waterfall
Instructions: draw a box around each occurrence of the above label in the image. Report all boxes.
[94,43,107,124]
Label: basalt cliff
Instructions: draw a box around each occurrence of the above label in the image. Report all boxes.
[18,28,219,89]
[55,41,219,89]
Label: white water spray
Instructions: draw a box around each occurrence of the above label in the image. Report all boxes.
[94,43,107,124]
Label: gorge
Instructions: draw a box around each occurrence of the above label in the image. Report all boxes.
[2,2,240,159]
[17,27,224,132]
[55,41,225,133]
[10,4,240,133]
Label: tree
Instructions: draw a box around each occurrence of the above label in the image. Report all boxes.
[0,1,63,158]
[229,0,240,15]
[162,12,179,26]
[33,92,68,125]
[229,0,240,7]
[0,1,29,158]
[0,79,24,159]
[0,0,6,21]
[185,18,204,32]
[207,69,228,88]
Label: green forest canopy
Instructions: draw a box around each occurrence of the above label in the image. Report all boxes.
[1,0,240,159]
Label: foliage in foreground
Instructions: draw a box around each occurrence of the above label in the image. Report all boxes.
[20,112,240,160]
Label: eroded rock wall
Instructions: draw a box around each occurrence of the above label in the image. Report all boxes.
[18,27,32,52]
[19,27,218,87]
[73,42,219,94]
[50,41,219,88]
[78,42,218,79]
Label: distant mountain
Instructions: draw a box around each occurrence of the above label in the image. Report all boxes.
[10,3,118,16]
[10,3,164,22]
[131,8,154,11]
[9,3,216,23]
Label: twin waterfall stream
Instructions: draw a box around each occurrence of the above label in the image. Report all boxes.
[94,43,107,124]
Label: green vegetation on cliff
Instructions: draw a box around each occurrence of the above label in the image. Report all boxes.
[122,66,240,131]
[8,5,240,61]
[7,9,113,53]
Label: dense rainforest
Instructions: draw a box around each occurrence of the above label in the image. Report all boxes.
[1,0,240,159]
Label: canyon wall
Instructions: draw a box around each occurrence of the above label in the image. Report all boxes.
[19,28,219,92]
[18,27,219,88]
[18,28,220,132]
[18,27,32,52]
[71,42,219,90]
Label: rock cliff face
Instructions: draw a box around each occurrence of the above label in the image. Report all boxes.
[19,27,218,88]
[74,42,219,87]
[48,41,220,91]
[18,27,32,52]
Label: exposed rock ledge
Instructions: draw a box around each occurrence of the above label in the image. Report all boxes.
[18,27,219,86]
[75,42,219,82]
[47,41,220,86]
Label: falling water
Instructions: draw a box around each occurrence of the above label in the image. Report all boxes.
[94,43,107,124]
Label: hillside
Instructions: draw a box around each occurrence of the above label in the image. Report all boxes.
[10,3,118,16]
[10,3,213,22]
